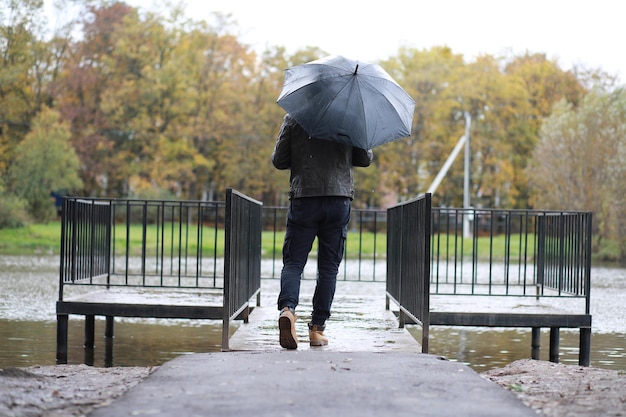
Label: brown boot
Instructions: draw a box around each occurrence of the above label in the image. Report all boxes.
[278,307,298,349]
[308,324,328,347]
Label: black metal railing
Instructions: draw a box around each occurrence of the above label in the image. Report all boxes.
[385,193,432,352]
[59,198,112,299]
[60,197,227,295]
[537,213,593,299]
[222,188,263,349]
[430,208,592,312]
[60,196,592,314]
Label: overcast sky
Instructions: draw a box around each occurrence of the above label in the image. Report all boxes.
[46,0,625,81]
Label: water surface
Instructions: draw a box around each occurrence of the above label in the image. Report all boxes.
[1,255,624,371]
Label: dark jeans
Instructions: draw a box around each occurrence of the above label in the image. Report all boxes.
[277,196,350,326]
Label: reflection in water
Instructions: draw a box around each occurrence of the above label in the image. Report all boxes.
[410,327,626,371]
[0,318,225,368]
[2,317,624,371]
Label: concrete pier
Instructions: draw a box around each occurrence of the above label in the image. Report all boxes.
[89,280,537,417]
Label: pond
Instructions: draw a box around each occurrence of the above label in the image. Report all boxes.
[1,255,624,371]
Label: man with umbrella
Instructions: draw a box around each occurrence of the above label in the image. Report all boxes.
[272,113,373,349]
[273,55,415,349]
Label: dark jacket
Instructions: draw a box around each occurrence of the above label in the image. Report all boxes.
[272,114,373,200]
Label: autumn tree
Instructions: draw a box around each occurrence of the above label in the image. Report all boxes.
[456,54,534,209]
[53,2,136,196]
[504,53,587,206]
[0,0,44,173]
[376,47,467,206]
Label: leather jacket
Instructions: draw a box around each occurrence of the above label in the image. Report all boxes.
[272,114,373,200]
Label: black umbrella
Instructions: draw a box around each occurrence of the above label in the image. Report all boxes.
[277,55,415,150]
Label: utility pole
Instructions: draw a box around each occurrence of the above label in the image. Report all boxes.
[463,112,471,238]
[425,112,472,237]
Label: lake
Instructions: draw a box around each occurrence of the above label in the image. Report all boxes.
[1,255,624,371]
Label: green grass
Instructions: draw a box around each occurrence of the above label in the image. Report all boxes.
[431,233,539,261]
[0,222,62,255]
[0,221,621,264]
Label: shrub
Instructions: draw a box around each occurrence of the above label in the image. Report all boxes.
[0,191,31,228]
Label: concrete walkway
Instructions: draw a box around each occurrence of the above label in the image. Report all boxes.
[90,280,537,417]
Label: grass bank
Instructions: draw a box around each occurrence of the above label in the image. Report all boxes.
[0,221,620,264]
[0,222,62,255]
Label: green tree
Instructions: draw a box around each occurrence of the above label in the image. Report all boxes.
[8,106,83,221]
[527,88,626,260]
[0,181,29,228]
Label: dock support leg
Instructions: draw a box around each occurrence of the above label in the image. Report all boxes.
[105,316,114,338]
[531,327,541,360]
[104,338,114,367]
[84,315,95,348]
[84,315,95,366]
[243,305,250,324]
[56,314,68,364]
[222,316,230,352]
[421,325,429,354]
[579,327,591,367]
[549,327,560,363]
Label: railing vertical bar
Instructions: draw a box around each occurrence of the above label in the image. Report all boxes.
[444,210,450,284]
[178,202,183,286]
[184,204,190,277]
[58,198,68,300]
[196,202,202,287]
[584,212,593,314]
[125,200,130,285]
[111,202,117,276]
[160,201,165,285]
[213,203,219,287]
[373,211,378,282]
[504,212,511,295]
[471,211,478,294]
[141,201,148,285]
[453,209,459,291]
[488,212,494,295]
[558,214,564,295]
[105,200,112,288]
[169,205,175,276]
[272,207,278,279]
[155,204,160,275]
[358,210,364,281]
[460,209,466,285]
[89,200,95,284]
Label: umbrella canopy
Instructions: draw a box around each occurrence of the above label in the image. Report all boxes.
[277,55,415,150]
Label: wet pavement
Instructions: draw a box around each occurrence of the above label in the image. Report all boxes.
[227,279,422,353]
[89,280,537,417]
